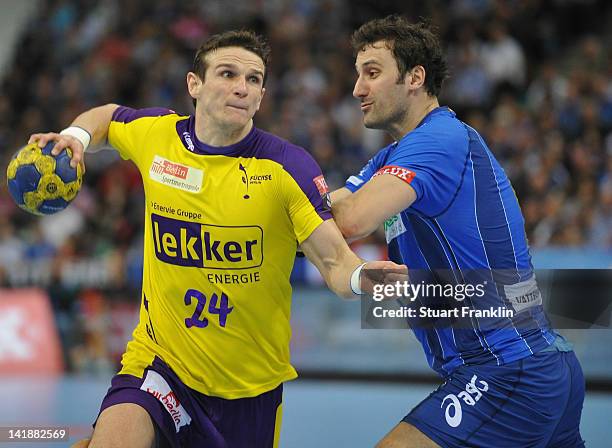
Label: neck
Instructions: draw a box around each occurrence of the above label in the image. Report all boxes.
[194,113,253,147]
[388,97,440,142]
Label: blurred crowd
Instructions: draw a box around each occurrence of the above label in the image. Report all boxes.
[1,0,611,294]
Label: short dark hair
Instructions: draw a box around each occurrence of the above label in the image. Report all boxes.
[191,30,271,106]
[193,29,270,83]
[351,15,448,97]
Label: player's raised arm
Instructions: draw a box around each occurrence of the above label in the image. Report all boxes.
[299,219,408,299]
[27,103,120,168]
[329,186,352,204]
[331,173,417,241]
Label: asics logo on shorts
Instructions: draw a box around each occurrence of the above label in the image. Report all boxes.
[441,374,489,427]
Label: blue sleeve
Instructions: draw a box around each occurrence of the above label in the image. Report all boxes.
[382,132,467,217]
[344,144,394,193]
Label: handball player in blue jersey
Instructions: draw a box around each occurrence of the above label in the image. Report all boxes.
[332,16,585,448]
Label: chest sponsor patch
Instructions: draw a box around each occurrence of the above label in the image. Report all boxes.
[384,214,407,243]
[152,213,263,270]
[149,155,203,193]
[373,165,416,184]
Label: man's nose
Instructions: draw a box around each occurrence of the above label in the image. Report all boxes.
[233,76,248,97]
[353,76,367,99]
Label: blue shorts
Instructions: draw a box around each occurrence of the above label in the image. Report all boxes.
[404,350,585,448]
[97,357,283,448]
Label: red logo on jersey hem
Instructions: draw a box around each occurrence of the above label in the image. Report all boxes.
[373,166,416,183]
[313,175,329,195]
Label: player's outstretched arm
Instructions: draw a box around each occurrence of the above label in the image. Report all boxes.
[300,219,407,299]
[332,174,417,241]
[27,103,120,168]
[329,186,352,204]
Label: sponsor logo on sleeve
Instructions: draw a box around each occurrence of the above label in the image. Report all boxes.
[504,275,542,313]
[313,175,329,195]
[383,214,407,243]
[373,165,416,184]
[149,155,203,193]
[141,370,192,432]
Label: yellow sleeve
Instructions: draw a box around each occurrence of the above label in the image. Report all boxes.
[108,106,176,167]
[280,146,333,244]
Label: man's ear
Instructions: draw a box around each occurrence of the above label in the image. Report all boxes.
[187,72,202,99]
[256,87,266,111]
[405,65,426,91]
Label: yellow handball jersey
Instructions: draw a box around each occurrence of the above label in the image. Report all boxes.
[108,107,332,399]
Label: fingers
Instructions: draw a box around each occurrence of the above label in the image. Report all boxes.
[26,132,85,169]
[28,132,60,147]
[363,261,409,274]
[50,137,71,156]
[381,261,407,270]
[383,265,408,275]
[359,261,410,298]
[381,263,409,285]
[49,136,84,168]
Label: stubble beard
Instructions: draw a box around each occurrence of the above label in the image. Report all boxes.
[363,105,397,132]
[370,100,411,138]
[362,107,385,130]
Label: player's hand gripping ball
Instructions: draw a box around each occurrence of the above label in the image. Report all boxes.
[6,142,83,215]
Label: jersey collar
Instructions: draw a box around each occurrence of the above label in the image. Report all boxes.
[176,116,259,156]
[416,106,454,129]
[393,106,455,145]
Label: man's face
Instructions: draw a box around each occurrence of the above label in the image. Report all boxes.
[189,46,265,131]
[353,41,408,130]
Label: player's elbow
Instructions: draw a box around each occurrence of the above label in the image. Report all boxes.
[335,214,373,241]
[332,199,374,241]
[338,220,362,240]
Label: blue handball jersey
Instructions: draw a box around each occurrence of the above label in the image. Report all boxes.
[346,107,556,376]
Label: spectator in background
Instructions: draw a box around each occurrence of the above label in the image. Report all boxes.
[479,20,526,93]
[526,60,568,112]
[0,218,23,271]
[445,22,492,108]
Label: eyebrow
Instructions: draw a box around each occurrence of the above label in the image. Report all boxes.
[215,63,264,78]
[355,60,381,71]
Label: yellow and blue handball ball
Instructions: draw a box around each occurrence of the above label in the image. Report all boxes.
[6,142,83,215]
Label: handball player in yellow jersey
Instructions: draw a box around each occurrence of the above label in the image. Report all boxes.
[28,30,406,448]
